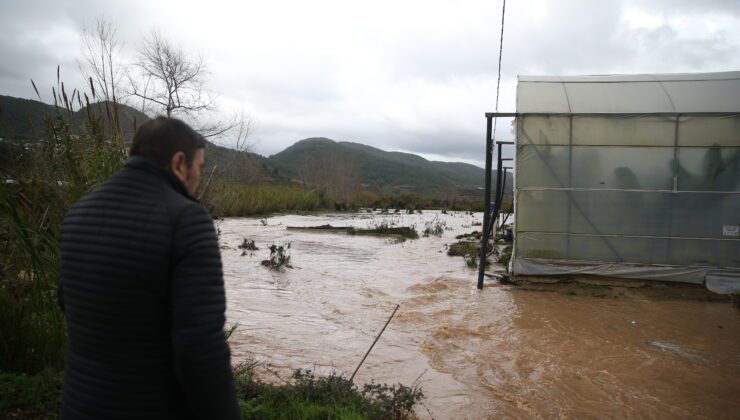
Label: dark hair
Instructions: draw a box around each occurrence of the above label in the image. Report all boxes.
[129,117,206,168]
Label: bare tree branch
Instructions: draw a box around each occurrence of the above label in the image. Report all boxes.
[77,17,127,145]
[129,31,215,119]
[123,29,256,151]
[78,17,124,105]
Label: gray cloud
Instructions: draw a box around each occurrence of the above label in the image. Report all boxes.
[1,0,738,168]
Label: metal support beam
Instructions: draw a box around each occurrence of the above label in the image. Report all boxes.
[499,168,508,206]
[477,116,494,289]
[487,166,510,243]
[492,142,504,230]
[486,111,739,118]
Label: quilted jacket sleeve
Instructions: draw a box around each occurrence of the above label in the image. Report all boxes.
[170,203,240,419]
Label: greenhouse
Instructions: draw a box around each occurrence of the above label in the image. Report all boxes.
[508,71,740,293]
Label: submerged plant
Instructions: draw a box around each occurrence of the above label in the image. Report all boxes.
[498,245,513,270]
[238,237,259,254]
[347,219,419,240]
[261,242,292,270]
[448,241,490,268]
[422,216,446,237]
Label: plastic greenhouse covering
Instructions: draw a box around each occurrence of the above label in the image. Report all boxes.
[511,72,740,293]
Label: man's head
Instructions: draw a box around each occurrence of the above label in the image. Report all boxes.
[129,117,206,195]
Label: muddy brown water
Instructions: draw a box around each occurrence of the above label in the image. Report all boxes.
[219,212,740,419]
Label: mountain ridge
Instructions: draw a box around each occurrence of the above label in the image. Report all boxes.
[267,137,487,197]
[1,95,508,200]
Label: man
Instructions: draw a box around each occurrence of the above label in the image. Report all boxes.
[57,117,240,419]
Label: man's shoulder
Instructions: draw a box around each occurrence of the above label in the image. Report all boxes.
[65,166,193,224]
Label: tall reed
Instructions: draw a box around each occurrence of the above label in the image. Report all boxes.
[0,73,127,373]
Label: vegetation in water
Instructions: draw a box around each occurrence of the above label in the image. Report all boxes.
[348,220,419,240]
[447,241,490,268]
[455,230,482,241]
[422,216,446,237]
[261,242,292,270]
[498,245,513,270]
[238,237,259,255]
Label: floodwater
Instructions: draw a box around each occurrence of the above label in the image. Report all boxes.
[219,211,740,419]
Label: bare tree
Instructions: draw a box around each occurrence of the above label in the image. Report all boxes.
[77,17,128,145]
[129,31,252,145]
[78,17,124,104]
[224,113,260,182]
[129,31,214,119]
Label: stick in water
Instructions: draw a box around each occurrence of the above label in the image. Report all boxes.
[349,304,400,383]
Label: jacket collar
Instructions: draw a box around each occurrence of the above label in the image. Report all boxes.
[125,156,199,203]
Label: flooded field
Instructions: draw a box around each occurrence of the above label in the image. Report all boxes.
[219,211,740,419]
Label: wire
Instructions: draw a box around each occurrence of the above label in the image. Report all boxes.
[492,0,507,145]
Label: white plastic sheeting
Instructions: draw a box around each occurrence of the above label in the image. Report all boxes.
[511,72,740,292]
[517,72,740,113]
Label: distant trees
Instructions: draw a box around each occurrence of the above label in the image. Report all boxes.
[296,152,359,202]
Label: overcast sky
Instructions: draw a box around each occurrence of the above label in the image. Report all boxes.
[1,0,739,166]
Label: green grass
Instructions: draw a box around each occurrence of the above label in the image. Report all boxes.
[202,181,487,218]
[234,364,423,420]
[203,182,324,217]
[0,369,63,419]
[0,363,424,420]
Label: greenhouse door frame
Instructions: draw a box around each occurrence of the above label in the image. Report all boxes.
[477,112,516,289]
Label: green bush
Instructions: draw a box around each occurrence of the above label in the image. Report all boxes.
[235,366,423,420]
[1,362,424,420]
[0,369,62,418]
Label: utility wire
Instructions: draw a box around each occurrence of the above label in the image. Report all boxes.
[492,0,507,146]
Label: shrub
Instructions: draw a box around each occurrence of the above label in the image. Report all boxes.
[234,366,424,420]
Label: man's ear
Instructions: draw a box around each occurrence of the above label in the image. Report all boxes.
[170,151,188,184]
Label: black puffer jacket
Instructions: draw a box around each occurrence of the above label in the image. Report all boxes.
[58,156,240,419]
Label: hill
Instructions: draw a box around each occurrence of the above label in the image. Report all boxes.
[0,94,150,143]
[267,137,510,200]
[203,141,282,185]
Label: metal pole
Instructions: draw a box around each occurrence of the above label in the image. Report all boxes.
[477,116,494,289]
[498,168,508,210]
[488,166,509,242]
[493,143,504,223]
[349,304,400,383]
